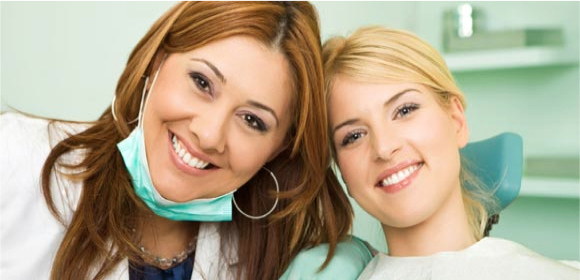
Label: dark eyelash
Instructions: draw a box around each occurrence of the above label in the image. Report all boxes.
[242,113,268,132]
[189,72,212,95]
[341,130,365,147]
[394,103,420,119]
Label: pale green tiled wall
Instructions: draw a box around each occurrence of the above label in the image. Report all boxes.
[2,1,579,261]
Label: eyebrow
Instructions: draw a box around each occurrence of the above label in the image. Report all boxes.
[331,88,419,135]
[190,58,226,83]
[248,100,279,127]
[190,58,279,127]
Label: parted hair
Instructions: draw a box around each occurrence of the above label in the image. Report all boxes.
[322,26,498,241]
[42,2,353,279]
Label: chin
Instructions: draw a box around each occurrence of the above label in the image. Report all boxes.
[378,209,430,229]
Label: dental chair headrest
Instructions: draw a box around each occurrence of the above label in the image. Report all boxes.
[460,132,524,213]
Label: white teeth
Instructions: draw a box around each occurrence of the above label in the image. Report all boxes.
[171,135,210,169]
[392,173,400,183]
[381,164,419,187]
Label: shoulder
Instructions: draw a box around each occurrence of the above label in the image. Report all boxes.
[0,112,85,278]
[451,238,580,278]
[480,237,580,268]
[1,112,88,219]
[280,236,375,280]
[1,112,89,149]
[358,238,580,279]
[472,237,559,259]
[1,112,88,173]
[1,112,51,145]
[1,113,54,186]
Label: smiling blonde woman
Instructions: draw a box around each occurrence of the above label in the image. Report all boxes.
[323,26,580,280]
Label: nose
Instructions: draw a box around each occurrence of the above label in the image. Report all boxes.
[189,113,227,154]
[371,128,401,162]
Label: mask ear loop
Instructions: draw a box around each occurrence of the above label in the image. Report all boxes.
[138,54,166,129]
[111,95,119,122]
[136,76,150,129]
[111,76,146,124]
[111,53,167,125]
[233,167,280,220]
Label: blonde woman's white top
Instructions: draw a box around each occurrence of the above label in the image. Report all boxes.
[358,237,580,280]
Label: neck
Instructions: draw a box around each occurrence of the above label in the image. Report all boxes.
[383,185,476,257]
[138,213,199,261]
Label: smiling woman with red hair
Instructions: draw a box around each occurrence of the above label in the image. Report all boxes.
[0,2,372,279]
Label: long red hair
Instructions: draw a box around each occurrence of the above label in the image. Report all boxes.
[42,2,353,279]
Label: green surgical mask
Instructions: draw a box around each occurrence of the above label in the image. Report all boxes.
[116,57,234,221]
[117,127,233,221]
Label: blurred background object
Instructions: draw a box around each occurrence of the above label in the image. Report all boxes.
[445,3,482,39]
[443,3,564,52]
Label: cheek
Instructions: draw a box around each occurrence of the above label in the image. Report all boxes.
[230,135,282,172]
[409,115,454,153]
[430,119,459,157]
[418,117,462,181]
[337,152,364,192]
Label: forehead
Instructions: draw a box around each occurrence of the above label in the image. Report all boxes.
[330,76,429,102]
[180,36,288,74]
[328,77,442,121]
[171,35,294,120]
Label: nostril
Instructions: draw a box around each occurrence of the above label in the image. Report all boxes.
[189,117,227,153]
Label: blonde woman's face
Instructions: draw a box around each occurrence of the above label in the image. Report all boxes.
[142,36,293,202]
[329,76,469,229]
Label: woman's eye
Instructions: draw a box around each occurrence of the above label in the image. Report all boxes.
[242,113,268,132]
[341,130,366,147]
[189,73,212,94]
[394,103,419,119]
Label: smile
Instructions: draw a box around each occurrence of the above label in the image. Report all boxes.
[378,163,423,187]
[171,135,211,169]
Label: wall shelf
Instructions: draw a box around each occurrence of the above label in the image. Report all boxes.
[444,46,579,72]
[519,177,579,199]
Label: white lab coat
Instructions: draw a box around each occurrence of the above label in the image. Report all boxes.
[0,112,237,279]
[358,237,580,280]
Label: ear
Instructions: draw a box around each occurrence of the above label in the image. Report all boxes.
[449,96,469,148]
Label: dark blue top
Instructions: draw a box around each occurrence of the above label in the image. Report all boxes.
[129,255,194,280]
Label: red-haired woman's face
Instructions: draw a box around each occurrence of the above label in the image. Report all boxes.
[329,76,469,230]
[142,36,292,202]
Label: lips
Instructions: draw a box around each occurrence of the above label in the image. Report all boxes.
[169,132,216,170]
[376,162,423,188]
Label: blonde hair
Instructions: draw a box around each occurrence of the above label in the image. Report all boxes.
[323,26,498,240]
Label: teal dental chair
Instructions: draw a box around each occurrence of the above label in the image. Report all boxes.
[460,132,524,235]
